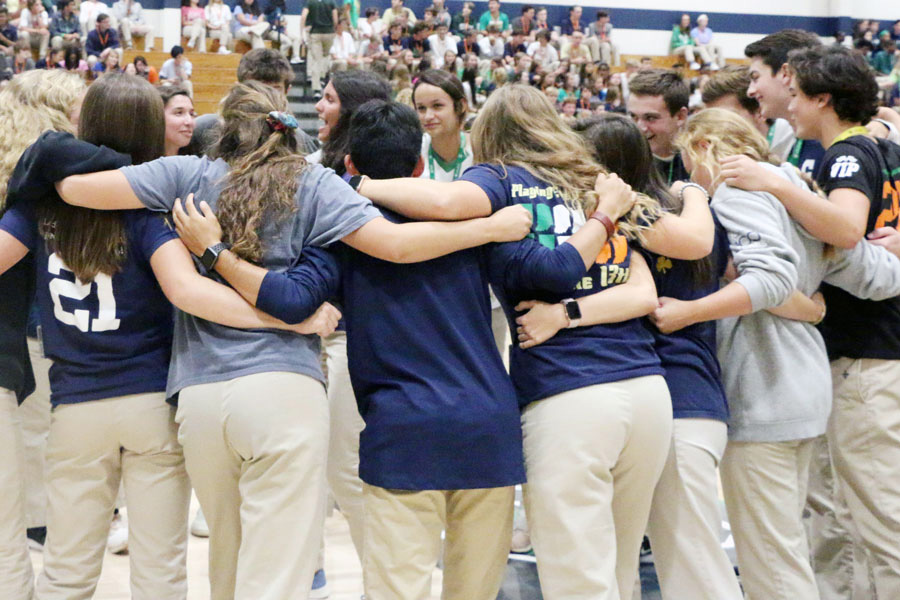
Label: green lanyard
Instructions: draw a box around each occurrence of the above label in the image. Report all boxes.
[766,123,775,146]
[666,154,676,185]
[788,139,804,167]
[428,132,468,181]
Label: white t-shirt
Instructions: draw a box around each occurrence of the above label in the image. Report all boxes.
[527,41,559,68]
[768,118,796,162]
[19,8,49,29]
[329,31,356,60]
[159,57,193,81]
[357,18,385,41]
[427,33,458,68]
[205,3,232,29]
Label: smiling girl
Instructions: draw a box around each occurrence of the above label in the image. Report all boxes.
[412,70,472,182]
[158,85,195,156]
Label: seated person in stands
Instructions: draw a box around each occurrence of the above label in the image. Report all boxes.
[427,22,455,69]
[456,28,480,58]
[18,0,51,60]
[451,1,475,36]
[690,14,723,69]
[503,28,527,64]
[132,54,159,82]
[560,5,583,36]
[0,8,19,56]
[588,10,617,65]
[205,0,232,55]
[359,7,385,41]
[407,21,431,58]
[383,19,409,57]
[85,14,122,68]
[527,30,558,71]
[113,0,153,51]
[92,46,121,73]
[159,44,193,97]
[670,12,709,70]
[561,30,591,67]
[360,33,387,65]
[511,5,535,38]
[329,18,361,70]
[477,0,509,33]
[35,46,63,68]
[11,39,35,74]
[478,25,505,59]
[50,0,81,51]
[381,0,416,29]
[62,44,88,76]
[181,0,207,52]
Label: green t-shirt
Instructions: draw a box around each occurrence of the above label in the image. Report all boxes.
[478,11,509,31]
[343,0,359,29]
[307,0,336,33]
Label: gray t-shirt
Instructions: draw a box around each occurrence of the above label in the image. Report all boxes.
[120,155,380,394]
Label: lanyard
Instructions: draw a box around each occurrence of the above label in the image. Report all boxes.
[98,30,108,46]
[428,132,467,180]
[831,125,870,146]
[666,155,675,184]
[766,123,775,146]
[787,139,804,167]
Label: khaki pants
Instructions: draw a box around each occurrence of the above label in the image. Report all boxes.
[176,371,329,600]
[307,32,334,91]
[35,392,190,600]
[0,388,35,600]
[209,27,231,50]
[235,22,269,50]
[363,484,514,600]
[323,332,365,559]
[696,42,724,67]
[120,19,153,49]
[265,29,300,59]
[20,30,49,58]
[805,433,873,600]
[721,438,819,600]
[646,418,743,600]
[596,40,618,66]
[522,375,672,600]
[829,357,900,599]
[22,337,51,528]
[672,44,711,65]
[182,22,206,50]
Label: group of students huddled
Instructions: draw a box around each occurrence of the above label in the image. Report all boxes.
[4,17,900,600]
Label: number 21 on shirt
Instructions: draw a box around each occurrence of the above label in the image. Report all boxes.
[48,253,121,333]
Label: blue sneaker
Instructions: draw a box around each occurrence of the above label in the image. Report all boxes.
[310,569,330,599]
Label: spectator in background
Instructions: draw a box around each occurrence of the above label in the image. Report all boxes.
[18,0,50,59]
[533,6,550,34]
[588,10,617,65]
[358,7,385,41]
[691,14,723,69]
[84,14,122,68]
[431,0,450,29]
[451,1,475,36]
[0,8,18,56]
[62,44,88,76]
[159,44,193,97]
[50,0,81,51]
[359,33,386,65]
[559,5,582,36]
[35,45,62,67]
[113,0,153,51]
[383,18,407,56]
[671,13,708,70]
[478,24,504,59]
[92,46,121,73]
[503,28,526,63]
[12,39,35,73]
[871,38,897,74]
[456,28,479,58]
[478,0,509,33]
[132,54,158,82]
[264,0,301,63]
[561,30,591,67]
[232,0,269,50]
[300,0,337,98]
[427,21,455,68]
[329,17,359,70]
[182,0,207,52]
[79,0,114,39]
[407,21,431,58]
[381,0,415,28]
[527,29,558,70]
[205,0,232,54]
[511,5,534,38]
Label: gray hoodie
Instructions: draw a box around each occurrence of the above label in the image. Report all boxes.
[712,162,900,442]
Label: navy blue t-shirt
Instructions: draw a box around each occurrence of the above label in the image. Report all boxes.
[640,213,730,421]
[790,138,825,178]
[461,164,664,406]
[0,203,176,405]
[337,207,525,491]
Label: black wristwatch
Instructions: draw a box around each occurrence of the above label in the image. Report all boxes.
[561,298,582,328]
[348,175,364,192]
[200,242,230,271]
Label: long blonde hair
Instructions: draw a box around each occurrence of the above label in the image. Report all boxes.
[211,81,305,264]
[0,70,85,207]
[470,84,660,241]
[676,107,780,188]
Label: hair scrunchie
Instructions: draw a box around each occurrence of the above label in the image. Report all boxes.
[266,111,299,133]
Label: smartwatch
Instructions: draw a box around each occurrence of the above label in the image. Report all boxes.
[348,175,367,192]
[200,242,230,271]
[561,298,582,328]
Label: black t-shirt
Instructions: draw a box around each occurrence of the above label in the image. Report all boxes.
[0,257,35,403]
[653,151,691,185]
[305,0,336,33]
[816,135,900,359]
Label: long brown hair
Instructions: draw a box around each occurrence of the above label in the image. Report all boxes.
[39,74,165,281]
[470,84,661,241]
[210,81,306,264]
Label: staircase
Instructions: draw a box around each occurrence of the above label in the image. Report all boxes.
[287,61,320,139]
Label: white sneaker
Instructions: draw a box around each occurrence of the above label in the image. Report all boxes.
[190,508,210,538]
[290,56,303,64]
[689,61,701,70]
[107,511,129,555]
[218,46,231,54]
[710,63,721,71]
